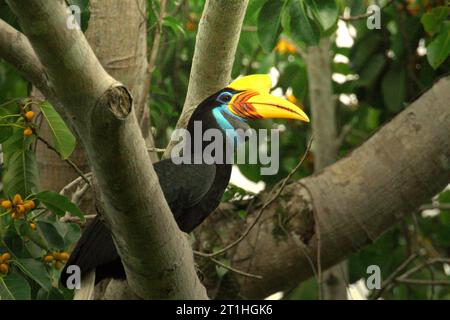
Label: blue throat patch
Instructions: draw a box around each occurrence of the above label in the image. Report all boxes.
[212,105,247,144]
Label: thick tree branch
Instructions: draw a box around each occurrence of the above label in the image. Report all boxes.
[195,76,450,299]
[6,0,206,299]
[0,19,50,97]
[305,38,347,300]
[163,0,249,157]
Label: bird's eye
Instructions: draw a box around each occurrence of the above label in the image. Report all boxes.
[218,92,233,104]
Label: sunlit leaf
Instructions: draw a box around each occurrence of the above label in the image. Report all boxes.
[39,101,76,160]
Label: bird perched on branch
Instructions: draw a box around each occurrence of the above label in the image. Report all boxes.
[61,74,309,297]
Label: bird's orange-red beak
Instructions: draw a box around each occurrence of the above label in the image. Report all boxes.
[226,74,310,122]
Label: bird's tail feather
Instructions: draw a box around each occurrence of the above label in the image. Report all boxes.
[74,270,96,300]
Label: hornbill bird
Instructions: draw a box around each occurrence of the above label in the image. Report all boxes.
[61,74,309,289]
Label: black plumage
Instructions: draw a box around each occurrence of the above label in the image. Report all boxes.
[61,89,239,285]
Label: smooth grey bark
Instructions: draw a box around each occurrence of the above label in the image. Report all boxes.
[4,0,207,299]
[163,0,249,158]
[305,38,348,300]
[194,76,450,299]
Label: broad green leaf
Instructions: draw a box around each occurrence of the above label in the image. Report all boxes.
[36,287,65,300]
[63,223,81,248]
[14,258,52,291]
[37,222,65,250]
[2,128,26,165]
[421,6,450,35]
[36,191,84,220]
[39,101,76,160]
[289,0,320,46]
[426,25,450,69]
[0,271,31,300]
[382,65,406,112]
[305,0,339,32]
[17,219,49,251]
[163,16,186,37]
[257,0,285,52]
[0,125,13,143]
[355,53,386,87]
[2,149,40,197]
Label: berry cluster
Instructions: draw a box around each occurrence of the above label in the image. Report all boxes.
[22,110,35,137]
[43,251,70,270]
[0,252,11,275]
[1,194,36,228]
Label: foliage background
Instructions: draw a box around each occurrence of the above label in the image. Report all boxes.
[0,0,449,299]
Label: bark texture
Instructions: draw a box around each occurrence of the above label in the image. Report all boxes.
[305,38,347,300]
[195,76,450,299]
[163,0,249,157]
[5,0,207,299]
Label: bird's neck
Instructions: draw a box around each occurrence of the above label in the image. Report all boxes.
[185,111,237,164]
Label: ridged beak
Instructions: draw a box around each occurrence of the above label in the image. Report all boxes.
[226,74,310,123]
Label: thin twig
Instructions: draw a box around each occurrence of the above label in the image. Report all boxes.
[372,253,418,299]
[210,258,263,280]
[195,137,314,259]
[339,0,395,21]
[419,203,450,211]
[395,279,450,286]
[60,214,96,223]
[148,147,166,153]
[313,204,322,300]
[37,136,91,186]
[59,173,93,196]
[148,0,167,77]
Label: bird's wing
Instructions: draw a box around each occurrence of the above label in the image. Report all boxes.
[61,160,216,284]
[153,159,216,217]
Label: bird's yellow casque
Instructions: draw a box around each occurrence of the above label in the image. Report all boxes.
[226,74,310,123]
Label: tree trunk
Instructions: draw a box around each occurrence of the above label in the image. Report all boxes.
[163,0,249,157]
[6,0,207,299]
[195,76,450,299]
[305,38,348,300]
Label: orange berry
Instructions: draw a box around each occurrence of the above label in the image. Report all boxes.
[54,261,63,270]
[23,200,35,210]
[59,252,69,261]
[1,200,12,209]
[24,127,33,137]
[12,194,23,206]
[43,255,54,263]
[53,252,61,260]
[24,111,35,121]
[1,253,11,261]
[11,212,18,220]
[29,223,36,230]
[16,204,26,214]
[0,263,9,274]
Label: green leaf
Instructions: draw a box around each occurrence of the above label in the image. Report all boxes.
[257,0,285,52]
[163,16,186,37]
[2,128,26,165]
[0,125,13,143]
[2,150,40,197]
[289,0,320,46]
[0,271,31,300]
[426,25,450,69]
[37,222,65,250]
[14,258,52,291]
[39,101,76,160]
[17,220,49,251]
[35,191,84,220]
[36,287,65,300]
[305,0,339,32]
[421,6,450,35]
[382,65,406,112]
